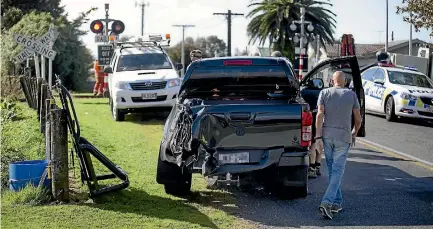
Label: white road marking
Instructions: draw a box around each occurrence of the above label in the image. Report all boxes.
[357,138,433,168]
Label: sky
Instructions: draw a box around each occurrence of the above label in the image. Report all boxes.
[61,0,433,58]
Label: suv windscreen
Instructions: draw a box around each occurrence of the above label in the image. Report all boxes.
[116,53,173,72]
[388,70,433,89]
[181,65,298,100]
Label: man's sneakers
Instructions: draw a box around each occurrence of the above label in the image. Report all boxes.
[331,204,343,213]
[319,202,333,219]
[308,167,317,178]
[308,163,321,178]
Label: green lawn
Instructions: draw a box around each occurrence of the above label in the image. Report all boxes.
[1,98,251,229]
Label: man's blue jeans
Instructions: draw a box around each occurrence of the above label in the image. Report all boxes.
[321,138,351,206]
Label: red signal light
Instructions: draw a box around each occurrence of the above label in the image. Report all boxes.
[90,20,104,34]
[111,20,125,35]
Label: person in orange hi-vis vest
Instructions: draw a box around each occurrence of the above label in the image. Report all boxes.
[93,60,104,96]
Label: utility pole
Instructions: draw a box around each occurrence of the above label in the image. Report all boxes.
[213,10,244,56]
[105,4,109,41]
[409,15,413,56]
[316,35,320,66]
[385,0,389,52]
[135,1,149,36]
[172,24,195,78]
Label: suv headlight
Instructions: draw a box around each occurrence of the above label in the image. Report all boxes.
[167,78,180,88]
[115,81,132,90]
[400,92,417,100]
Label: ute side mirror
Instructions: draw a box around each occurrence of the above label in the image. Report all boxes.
[175,63,183,70]
[104,66,113,74]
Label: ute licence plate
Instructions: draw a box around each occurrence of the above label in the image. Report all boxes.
[142,93,157,100]
[218,152,250,164]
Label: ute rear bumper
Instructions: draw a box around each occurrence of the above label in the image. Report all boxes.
[206,148,309,176]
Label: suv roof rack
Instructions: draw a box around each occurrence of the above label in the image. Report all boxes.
[113,34,171,53]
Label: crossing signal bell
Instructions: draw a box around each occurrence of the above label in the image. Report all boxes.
[90,20,104,34]
[111,20,125,35]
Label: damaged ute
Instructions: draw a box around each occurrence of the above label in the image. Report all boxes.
[156,56,365,198]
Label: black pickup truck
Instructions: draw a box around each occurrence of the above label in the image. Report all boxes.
[156,56,366,198]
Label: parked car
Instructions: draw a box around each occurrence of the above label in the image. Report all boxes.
[156,56,366,198]
[360,62,433,121]
[104,37,183,121]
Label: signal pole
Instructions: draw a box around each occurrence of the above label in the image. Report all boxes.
[135,1,149,36]
[172,24,195,77]
[104,3,109,41]
[213,10,244,56]
[385,0,389,52]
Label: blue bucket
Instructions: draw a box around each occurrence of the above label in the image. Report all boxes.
[9,160,51,191]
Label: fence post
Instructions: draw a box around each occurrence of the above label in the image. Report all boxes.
[19,76,32,108]
[50,108,69,202]
[37,78,43,120]
[40,84,48,133]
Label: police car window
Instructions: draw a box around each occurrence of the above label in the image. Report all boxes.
[361,68,375,81]
[388,71,433,88]
[373,69,385,82]
[116,53,173,72]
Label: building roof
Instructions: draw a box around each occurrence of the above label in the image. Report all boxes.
[323,39,427,58]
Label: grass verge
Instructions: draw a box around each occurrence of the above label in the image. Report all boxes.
[1,97,251,229]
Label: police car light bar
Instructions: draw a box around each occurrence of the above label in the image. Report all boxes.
[403,66,418,71]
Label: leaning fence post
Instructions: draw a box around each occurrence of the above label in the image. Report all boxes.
[19,76,32,108]
[36,78,43,120]
[40,84,48,133]
[50,108,69,202]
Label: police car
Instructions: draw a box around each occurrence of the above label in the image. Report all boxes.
[361,62,433,121]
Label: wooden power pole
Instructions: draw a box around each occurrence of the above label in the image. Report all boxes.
[213,10,244,57]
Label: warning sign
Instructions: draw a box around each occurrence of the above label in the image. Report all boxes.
[98,45,114,66]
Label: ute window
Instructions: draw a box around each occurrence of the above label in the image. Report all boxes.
[388,71,433,88]
[116,53,173,72]
[183,65,298,100]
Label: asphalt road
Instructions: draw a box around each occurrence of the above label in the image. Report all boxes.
[227,145,433,229]
[363,114,433,164]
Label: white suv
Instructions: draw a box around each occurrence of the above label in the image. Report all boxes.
[104,40,183,121]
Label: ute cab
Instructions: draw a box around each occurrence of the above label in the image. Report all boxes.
[104,34,184,121]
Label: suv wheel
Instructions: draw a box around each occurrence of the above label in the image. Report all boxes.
[110,99,125,121]
[385,96,396,122]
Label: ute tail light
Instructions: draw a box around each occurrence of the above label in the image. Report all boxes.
[301,111,313,147]
[223,60,253,66]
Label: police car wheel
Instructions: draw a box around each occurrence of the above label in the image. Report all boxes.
[385,96,396,122]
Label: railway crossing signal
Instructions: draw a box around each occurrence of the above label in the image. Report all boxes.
[90,20,104,34]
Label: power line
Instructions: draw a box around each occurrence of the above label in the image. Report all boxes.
[172,24,195,78]
[213,10,244,56]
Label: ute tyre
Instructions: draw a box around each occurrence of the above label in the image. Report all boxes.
[385,96,396,122]
[111,99,125,122]
[157,154,192,197]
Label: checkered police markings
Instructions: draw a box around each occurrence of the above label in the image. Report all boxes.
[13,28,58,62]
[365,83,386,100]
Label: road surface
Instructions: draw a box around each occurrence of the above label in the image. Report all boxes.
[229,144,433,229]
[363,114,433,164]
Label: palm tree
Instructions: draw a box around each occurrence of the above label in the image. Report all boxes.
[246,0,336,59]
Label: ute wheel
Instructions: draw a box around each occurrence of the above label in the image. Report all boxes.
[385,96,397,122]
[111,98,125,122]
[157,153,192,197]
